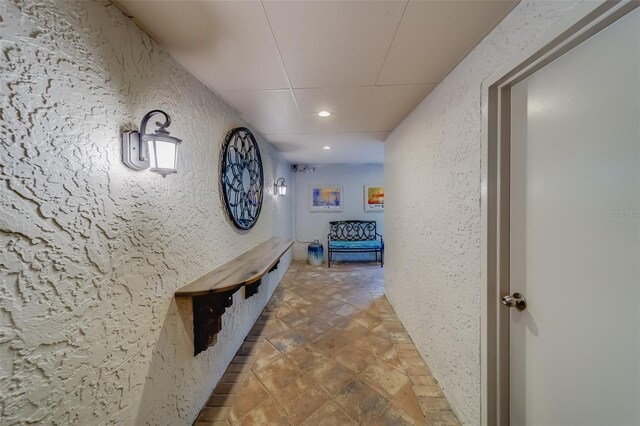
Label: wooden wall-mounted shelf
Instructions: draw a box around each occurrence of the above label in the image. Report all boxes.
[176,237,293,355]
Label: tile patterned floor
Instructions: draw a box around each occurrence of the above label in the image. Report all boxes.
[195,262,460,425]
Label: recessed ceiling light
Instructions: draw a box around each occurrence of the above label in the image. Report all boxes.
[323,146,331,150]
[318,111,331,117]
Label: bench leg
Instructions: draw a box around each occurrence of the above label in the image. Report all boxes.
[328,250,331,268]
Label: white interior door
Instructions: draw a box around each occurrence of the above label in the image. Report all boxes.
[509,7,640,426]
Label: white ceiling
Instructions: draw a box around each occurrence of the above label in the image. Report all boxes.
[116,0,515,164]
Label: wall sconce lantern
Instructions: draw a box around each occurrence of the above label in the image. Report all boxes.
[122,109,182,177]
[275,178,287,196]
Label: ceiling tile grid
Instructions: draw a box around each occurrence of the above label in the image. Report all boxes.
[116,0,516,164]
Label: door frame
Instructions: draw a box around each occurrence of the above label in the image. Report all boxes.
[480,1,640,424]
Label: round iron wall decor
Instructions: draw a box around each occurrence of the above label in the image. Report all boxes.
[220,127,264,230]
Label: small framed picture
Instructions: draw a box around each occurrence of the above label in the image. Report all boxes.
[310,185,343,212]
[364,184,384,212]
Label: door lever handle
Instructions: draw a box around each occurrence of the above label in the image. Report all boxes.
[502,293,527,311]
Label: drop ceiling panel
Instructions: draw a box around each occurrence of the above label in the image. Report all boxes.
[294,87,373,133]
[221,90,303,135]
[364,84,437,132]
[117,0,516,164]
[270,133,387,164]
[118,0,289,91]
[263,0,407,88]
[377,0,515,85]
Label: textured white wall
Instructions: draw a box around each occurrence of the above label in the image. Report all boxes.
[0,0,292,424]
[292,164,384,261]
[384,1,581,424]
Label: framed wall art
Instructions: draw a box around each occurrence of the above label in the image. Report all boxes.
[364,184,384,212]
[310,185,343,212]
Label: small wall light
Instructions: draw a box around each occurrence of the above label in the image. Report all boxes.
[122,109,182,177]
[275,178,287,196]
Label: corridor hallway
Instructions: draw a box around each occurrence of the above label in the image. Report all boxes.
[195,262,459,425]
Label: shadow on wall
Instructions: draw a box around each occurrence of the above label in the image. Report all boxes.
[133,298,198,424]
[0,2,203,423]
[0,1,291,424]
[91,5,211,421]
[131,264,291,424]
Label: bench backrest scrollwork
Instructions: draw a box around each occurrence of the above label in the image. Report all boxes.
[329,220,378,241]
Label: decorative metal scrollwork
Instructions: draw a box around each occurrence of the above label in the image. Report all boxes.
[329,220,378,241]
[220,127,264,230]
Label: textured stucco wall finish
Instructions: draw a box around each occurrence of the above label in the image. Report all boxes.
[0,0,292,424]
[384,1,581,424]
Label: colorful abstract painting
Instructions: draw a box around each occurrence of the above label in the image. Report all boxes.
[364,185,384,211]
[310,185,343,212]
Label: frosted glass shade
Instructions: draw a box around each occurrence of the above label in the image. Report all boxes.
[275,178,287,196]
[148,137,179,177]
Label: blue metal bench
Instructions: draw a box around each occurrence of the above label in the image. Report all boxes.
[327,220,384,268]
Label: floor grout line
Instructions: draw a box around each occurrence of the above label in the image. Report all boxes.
[196,261,460,425]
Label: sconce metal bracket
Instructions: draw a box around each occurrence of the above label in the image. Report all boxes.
[122,130,149,171]
[192,288,239,356]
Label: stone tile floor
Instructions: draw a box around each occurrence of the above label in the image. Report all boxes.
[195,262,460,425]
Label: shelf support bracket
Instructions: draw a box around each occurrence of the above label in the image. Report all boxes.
[192,288,238,356]
[244,278,262,299]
